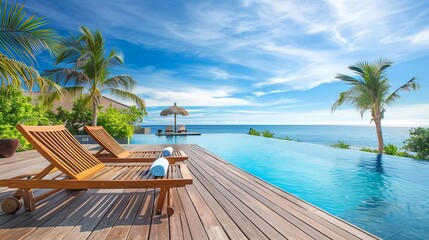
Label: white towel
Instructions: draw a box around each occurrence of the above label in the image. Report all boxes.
[162,147,173,157]
[150,158,169,176]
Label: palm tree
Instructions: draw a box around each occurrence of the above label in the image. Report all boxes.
[0,0,60,91]
[331,58,419,154]
[44,26,146,126]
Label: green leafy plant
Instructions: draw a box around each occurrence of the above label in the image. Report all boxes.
[403,127,429,160]
[383,143,398,156]
[97,106,145,139]
[0,87,48,149]
[330,141,351,149]
[360,147,377,153]
[47,98,93,135]
[262,130,275,138]
[395,151,413,158]
[248,128,261,136]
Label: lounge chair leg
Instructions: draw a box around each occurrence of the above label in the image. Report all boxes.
[167,188,174,216]
[21,189,36,212]
[156,188,169,215]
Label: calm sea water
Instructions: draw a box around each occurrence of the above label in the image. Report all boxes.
[140,125,411,148]
[131,133,429,239]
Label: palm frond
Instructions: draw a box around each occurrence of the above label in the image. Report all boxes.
[0,53,50,90]
[335,73,360,84]
[385,77,420,106]
[103,75,135,91]
[0,0,58,63]
[105,88,146,111]
[43,68,91,87]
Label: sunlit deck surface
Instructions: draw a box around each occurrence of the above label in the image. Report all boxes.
[0,144,379,239]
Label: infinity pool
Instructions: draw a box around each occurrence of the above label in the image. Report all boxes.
[131,134,429,239]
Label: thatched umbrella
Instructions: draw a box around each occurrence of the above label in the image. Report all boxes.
[160,102,189,133]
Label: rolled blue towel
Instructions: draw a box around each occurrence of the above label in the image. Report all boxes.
[150,158,169,177]
[162,147,173,157]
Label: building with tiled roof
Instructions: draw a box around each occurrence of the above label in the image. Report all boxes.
[25,92,131,112]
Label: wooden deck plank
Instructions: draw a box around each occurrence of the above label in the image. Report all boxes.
[125,189,155,240]
[0,190,85,240]
[62,189,127,240]
[148,188,169,240]
[86,191,136,240]
[102,189,143,240]
[0,144,379,240]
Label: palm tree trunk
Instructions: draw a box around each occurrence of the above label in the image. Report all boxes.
[374,119,384,154]
[92,102,98,126]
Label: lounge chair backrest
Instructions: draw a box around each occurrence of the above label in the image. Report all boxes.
[17,125,105,180]
[84,126,130,158]
[179,125,186,131]
[166,125,173,131]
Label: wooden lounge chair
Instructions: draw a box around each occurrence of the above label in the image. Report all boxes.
[84,126,188,163]
[178,125,187,133]
[165,125,173,133]
[0,125,192,216]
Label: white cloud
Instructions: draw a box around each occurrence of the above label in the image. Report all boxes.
[410,28,429,44]
[132,85,252,107]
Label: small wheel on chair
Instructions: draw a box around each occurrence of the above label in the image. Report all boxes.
[1,197,22,214]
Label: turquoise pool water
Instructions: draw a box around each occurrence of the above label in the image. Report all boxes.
[131,134,429,239]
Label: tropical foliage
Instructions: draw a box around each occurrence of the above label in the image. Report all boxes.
[248,128,261,136]
[262,129,275,138]
[46,98,93,135]
[44,26,145,126]
[0,0,60,92]
[330,141,351,149]
[97,107,133,139]
[383,143,398,155]
[332,58,419,154]
[0,87,48,149]
[403,128,429,160]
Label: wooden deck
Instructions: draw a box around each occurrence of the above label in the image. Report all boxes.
[0,144,379,239]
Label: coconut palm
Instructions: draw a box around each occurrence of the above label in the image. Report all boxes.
[0,0,60,91]
[44,26,145,126]
[331,58,419,154]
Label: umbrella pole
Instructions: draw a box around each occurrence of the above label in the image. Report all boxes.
[174,114,177,133]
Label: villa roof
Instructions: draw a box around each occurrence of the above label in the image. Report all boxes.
[25,92,131,112]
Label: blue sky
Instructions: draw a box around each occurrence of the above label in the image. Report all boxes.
[28,0,429,126]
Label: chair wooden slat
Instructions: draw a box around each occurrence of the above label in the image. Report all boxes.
[84,126,189,163]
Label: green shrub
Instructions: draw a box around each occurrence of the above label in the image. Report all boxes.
[360,147,377,153]
[262,130,275,138]
[47,98,93,135]
[403,127,429,160]
[330,141,351,149]
[383,143,398,156]
[248,128,261,136]
[396,151,413,158]
[97,106,142,138]
[0,87,48,150]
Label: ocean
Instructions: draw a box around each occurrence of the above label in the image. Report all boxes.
[139,125,412,149]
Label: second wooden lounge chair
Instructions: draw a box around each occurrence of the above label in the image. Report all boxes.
[0,125,193,216]
[84,126,188,163]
